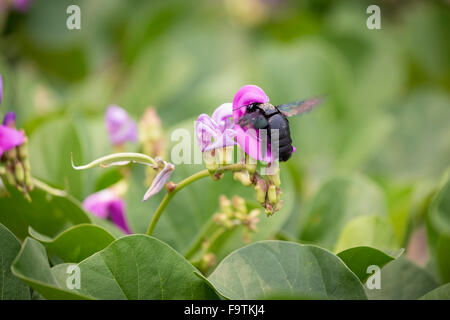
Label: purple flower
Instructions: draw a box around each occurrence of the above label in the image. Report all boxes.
[105,105,138,146]
[13,0,33,12]
[0,74,3,105]
[196,103,236,151]
[232,85,296,162]
[0,112,24,158]
[83,189,132,234]
[142,160,175,201]
[3,112,16,127]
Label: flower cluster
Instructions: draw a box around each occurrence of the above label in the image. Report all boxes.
[139,107,167,186]
[0,74,32,197]
[214,195,261,243]
[196,85,284,215]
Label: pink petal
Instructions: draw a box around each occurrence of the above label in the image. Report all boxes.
[0,125,25,158]
[232,85,269,121]
[105,105,138,146]
[233,125,274,162]
[142,162,175,201]
[211,103,233,131]
[108,199,132,234]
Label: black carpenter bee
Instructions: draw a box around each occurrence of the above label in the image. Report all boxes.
[235,98,323,162]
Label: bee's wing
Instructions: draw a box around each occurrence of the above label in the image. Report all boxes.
[276,97,324,117]
[237,110,269,142]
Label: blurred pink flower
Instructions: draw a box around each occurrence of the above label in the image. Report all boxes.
[0,112,24,158]
[196,103,236,151]
[105,105,138,146]
[3,112,16,127]
[0,74,3,104]
[83,189,132,234]
[13,0,33,12]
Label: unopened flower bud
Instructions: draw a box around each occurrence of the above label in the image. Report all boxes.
[200,253,216,271]
[233,170,252,186]
[203,150,218,173]
[219,195,233,216]
[14,163,25,184]
[5,169,16,186]
[254,178,267,204]
[232,196,247,214]
[268,184,277,205]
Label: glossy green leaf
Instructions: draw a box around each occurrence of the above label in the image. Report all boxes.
[365,257,438,300]
[50,235,218,299]
[419,283,450,300]
[0,224,30,300]
[337,246,402,283]
[334,215,399,253]
[208,240,367,300]
[29,224,116,263]
[299,175,387,249]
[11,238,92,300]
[0,180,91,240]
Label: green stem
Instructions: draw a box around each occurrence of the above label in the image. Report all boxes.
[146,163,248,236]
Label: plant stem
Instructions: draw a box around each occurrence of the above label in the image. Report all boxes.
[145,163,248,236]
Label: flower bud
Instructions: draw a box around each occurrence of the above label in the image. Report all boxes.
[232,196,247,214]
[219,195,233,216]
[233,170,252,186]
[268,184,277,205]
[14,163,25,184]
[200,253,216,271]
[203,150,218,173]
[254,178,267,204]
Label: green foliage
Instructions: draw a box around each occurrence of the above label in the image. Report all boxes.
[207,241,367,300]
[29,224,115,263]
[337,246,401,283]
[52,235,218,300]
[0,224,30,300]
[0,0,448,300]
[365,257,439,300]
[11,238,92,300]
[0,179,90,240]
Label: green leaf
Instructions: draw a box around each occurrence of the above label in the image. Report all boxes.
[299,175,387,249]
[28,117,85,199]
[29,224,116,263]
[337,246,402,283]
[207,240,367,300]
[0,180,91,240]
[365,257,438,300]
[334,215,399,253]
[49,235,218,300]
[11,238,92,300]
[427,172,450,283]
[419,283,450,300]
[0,224,30,300]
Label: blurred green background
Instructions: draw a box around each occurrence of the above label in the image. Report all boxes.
[1,0,449,286]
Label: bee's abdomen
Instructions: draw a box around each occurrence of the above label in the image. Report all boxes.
[267,113,293,162]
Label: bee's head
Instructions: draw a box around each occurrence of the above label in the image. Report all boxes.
[246,102,260,113]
